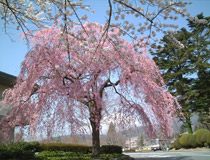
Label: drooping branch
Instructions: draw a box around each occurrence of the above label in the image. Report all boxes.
[112,84,155,136]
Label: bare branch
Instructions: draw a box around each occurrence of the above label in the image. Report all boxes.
[67,0,88,35]
[114,0,153,23]
[4,0,29,41]
[93,0,113,54]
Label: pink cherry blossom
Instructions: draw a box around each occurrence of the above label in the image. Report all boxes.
[1,21,179,156]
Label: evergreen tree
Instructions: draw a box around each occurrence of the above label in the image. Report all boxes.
[188,13,210,117]
[106,122,118,145]
[139,133,144,147]
[152,28,194,133]
[198,109,210,130]
[152,13,210,133]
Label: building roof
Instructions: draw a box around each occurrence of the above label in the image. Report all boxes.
[0,71,17,87]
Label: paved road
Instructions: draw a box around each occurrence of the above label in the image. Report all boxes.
[124,149,210,160]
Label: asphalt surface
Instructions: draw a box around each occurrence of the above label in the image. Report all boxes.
[124,149,210,160]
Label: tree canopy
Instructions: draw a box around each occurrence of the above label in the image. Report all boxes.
[189,13,210,130]
[2,0,209,157]
[1,21,178,156]
[188,13,210,114]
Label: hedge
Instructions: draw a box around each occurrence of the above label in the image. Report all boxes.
[40,143,92,154]
[0,142,41,160]
[0,142,124,160]
[35,151,91,160]
[35,151,129,160]
[100,145,122,154]
[40,143,122,154]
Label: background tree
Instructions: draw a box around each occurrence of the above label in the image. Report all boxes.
[152,27,194,133]
[198,110,210,130]
[1,21,178,157]
[139,133,144,147]
[188,13,210,128]
[106,122,118,145]
[152,13,210,134]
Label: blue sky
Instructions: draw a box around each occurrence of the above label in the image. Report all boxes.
[0,0,210,77]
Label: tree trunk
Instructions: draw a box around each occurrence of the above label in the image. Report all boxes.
[186,117,193,134]
[90,119,100,157]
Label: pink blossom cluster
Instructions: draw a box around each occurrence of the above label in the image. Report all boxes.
[1,21,179,141]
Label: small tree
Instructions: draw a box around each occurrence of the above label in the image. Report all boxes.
[106,122,118,145]
[139,133,144,147]
[1,22,178,157]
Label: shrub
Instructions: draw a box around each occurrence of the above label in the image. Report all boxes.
[188,134,197,148]
[0,143,7,159]
[18,142,42,152]
[100,145,122,154]
[207,132,210,147]
[194,129,210,147]
[179,134,191,148]
[172,138,182,150]
[40,143,91,154]
[201,131,209,145]
[0,142,41,160]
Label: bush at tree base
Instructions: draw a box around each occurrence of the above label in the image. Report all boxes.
[188,134,197,148]
[179,134,191,148]
[171,129,210,149]
[194,129,210,147]
[201,131,209,146]
[179,133,197,148]
[171,138,182,150]
[206,132,210,147]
